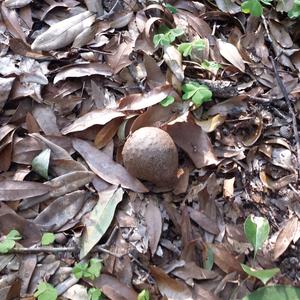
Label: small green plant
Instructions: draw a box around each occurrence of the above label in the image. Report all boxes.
[88,287,102,300]
[241,0,272,16]
[34,282,57,300]
[72,258,102,280]
[178,39,205,57]
[163,2,177,13]
[288,0,300,18]
[241,264,280,285]
[182,82,212,107]
[244,215,270,258]
[0,229,21,254]
[41,232,55,246]
[201,60,221,75]
[153,25,184,47]
[138,289,150,300]
[160,95,175,107]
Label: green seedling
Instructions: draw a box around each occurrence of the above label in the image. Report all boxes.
[0,229,22,254]
[72,258,102,280]
[160,95,175,107]
[88,287,102,300]
[138,289,150,300]
[153,25,184,47]
[34,282,57,300]
[241,0,272,16]
[182,81,212,107]
[178,39,205,57]
[41,232,55,246]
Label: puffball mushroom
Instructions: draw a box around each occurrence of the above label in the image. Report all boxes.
[122,127,178,187]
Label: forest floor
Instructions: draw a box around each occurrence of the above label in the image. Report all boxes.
[1,0,300,299]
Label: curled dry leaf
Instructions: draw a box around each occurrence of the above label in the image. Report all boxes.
[217,39,245,72]
[259,171,297,191]
[145,200,162,255]
[62,109,124,135]
[163,45,185,82]
[273,216,299,260]
[73,138,148,192]
[118,85,173,111]
[167,122,218,168]
[31,11,96,51]
[53,63,112,84]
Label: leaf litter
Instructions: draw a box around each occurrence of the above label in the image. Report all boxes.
[0,0,300,299]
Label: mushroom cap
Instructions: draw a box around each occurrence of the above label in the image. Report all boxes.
[122,127,178,187]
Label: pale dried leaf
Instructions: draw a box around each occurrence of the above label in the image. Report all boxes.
[31,11,96,51]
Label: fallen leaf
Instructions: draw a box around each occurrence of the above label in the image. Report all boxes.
[194,114,226,133]
[53,62,112,84]
[150,265,193,300]
[4,0,32,8]
[62,109,124,135]
[118,85,173,111]
[273,216,298,260]
[91,274,138,300]
[0,77,15,110]
[217,39,245,72]
[167,122,218,168]
[73,138,148,192]
[145,200,162,255]
[163,45,184,82]
[80,186,124,258]
[31,11,96,51]
[34,190,88,231]
[0,180,52,201]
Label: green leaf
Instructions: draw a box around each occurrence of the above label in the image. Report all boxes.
[193,39,206,51]
[0,239,15,254]
[32,148,51,179]
[163,3,177,13]
[203,246,214,270]
[86,258,102,280]
[138,289,150,300]
[80,186,124,258]
[178,43,193,57]
[72,262,89,279]
[201,60,221,75]
[160,96,175,107]
[242,286,300,300]
[182,82,212,107]
[153,26,184,47]
[88,287,102,300]
[241,264,280,284]
[6,229,21,241]
[244,215,270,257]
[0,229,22,254]
[288,0,300,18]
[34,282,57,300]
[241,0,263,16]
[41,232,55,246]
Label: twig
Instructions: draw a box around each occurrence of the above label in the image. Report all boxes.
[5,245,124,258]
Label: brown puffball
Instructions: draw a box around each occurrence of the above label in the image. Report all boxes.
[122,127,178,187]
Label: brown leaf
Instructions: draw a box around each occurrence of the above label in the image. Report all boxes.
[92,274,138,300]
[4,0,32,8]
[188,207,219,235]
[150,265,193,300]
[217,39,245,72]
[107,41,134,74]
[0,180,52,201]
[62,109,124,135]
[209,243,243,274]
[273,216,299,260]
[73,138,148,192]
[54,62,112,84]
[269,20,293,48]
[167,122,218,168]
[118,85,173,111]
[145,200,162,255]
[31,11,96,51]
[34,190,88,231]
[19,171,95,210]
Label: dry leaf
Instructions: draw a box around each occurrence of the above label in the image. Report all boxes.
[163,45,184,82]
[167,122,218,168]
[145,200,162,255]
[4,0,32,8]
[31,11,96,51]
[217,39,245,72]
[274,216,299,260]
[73,138,148,192]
